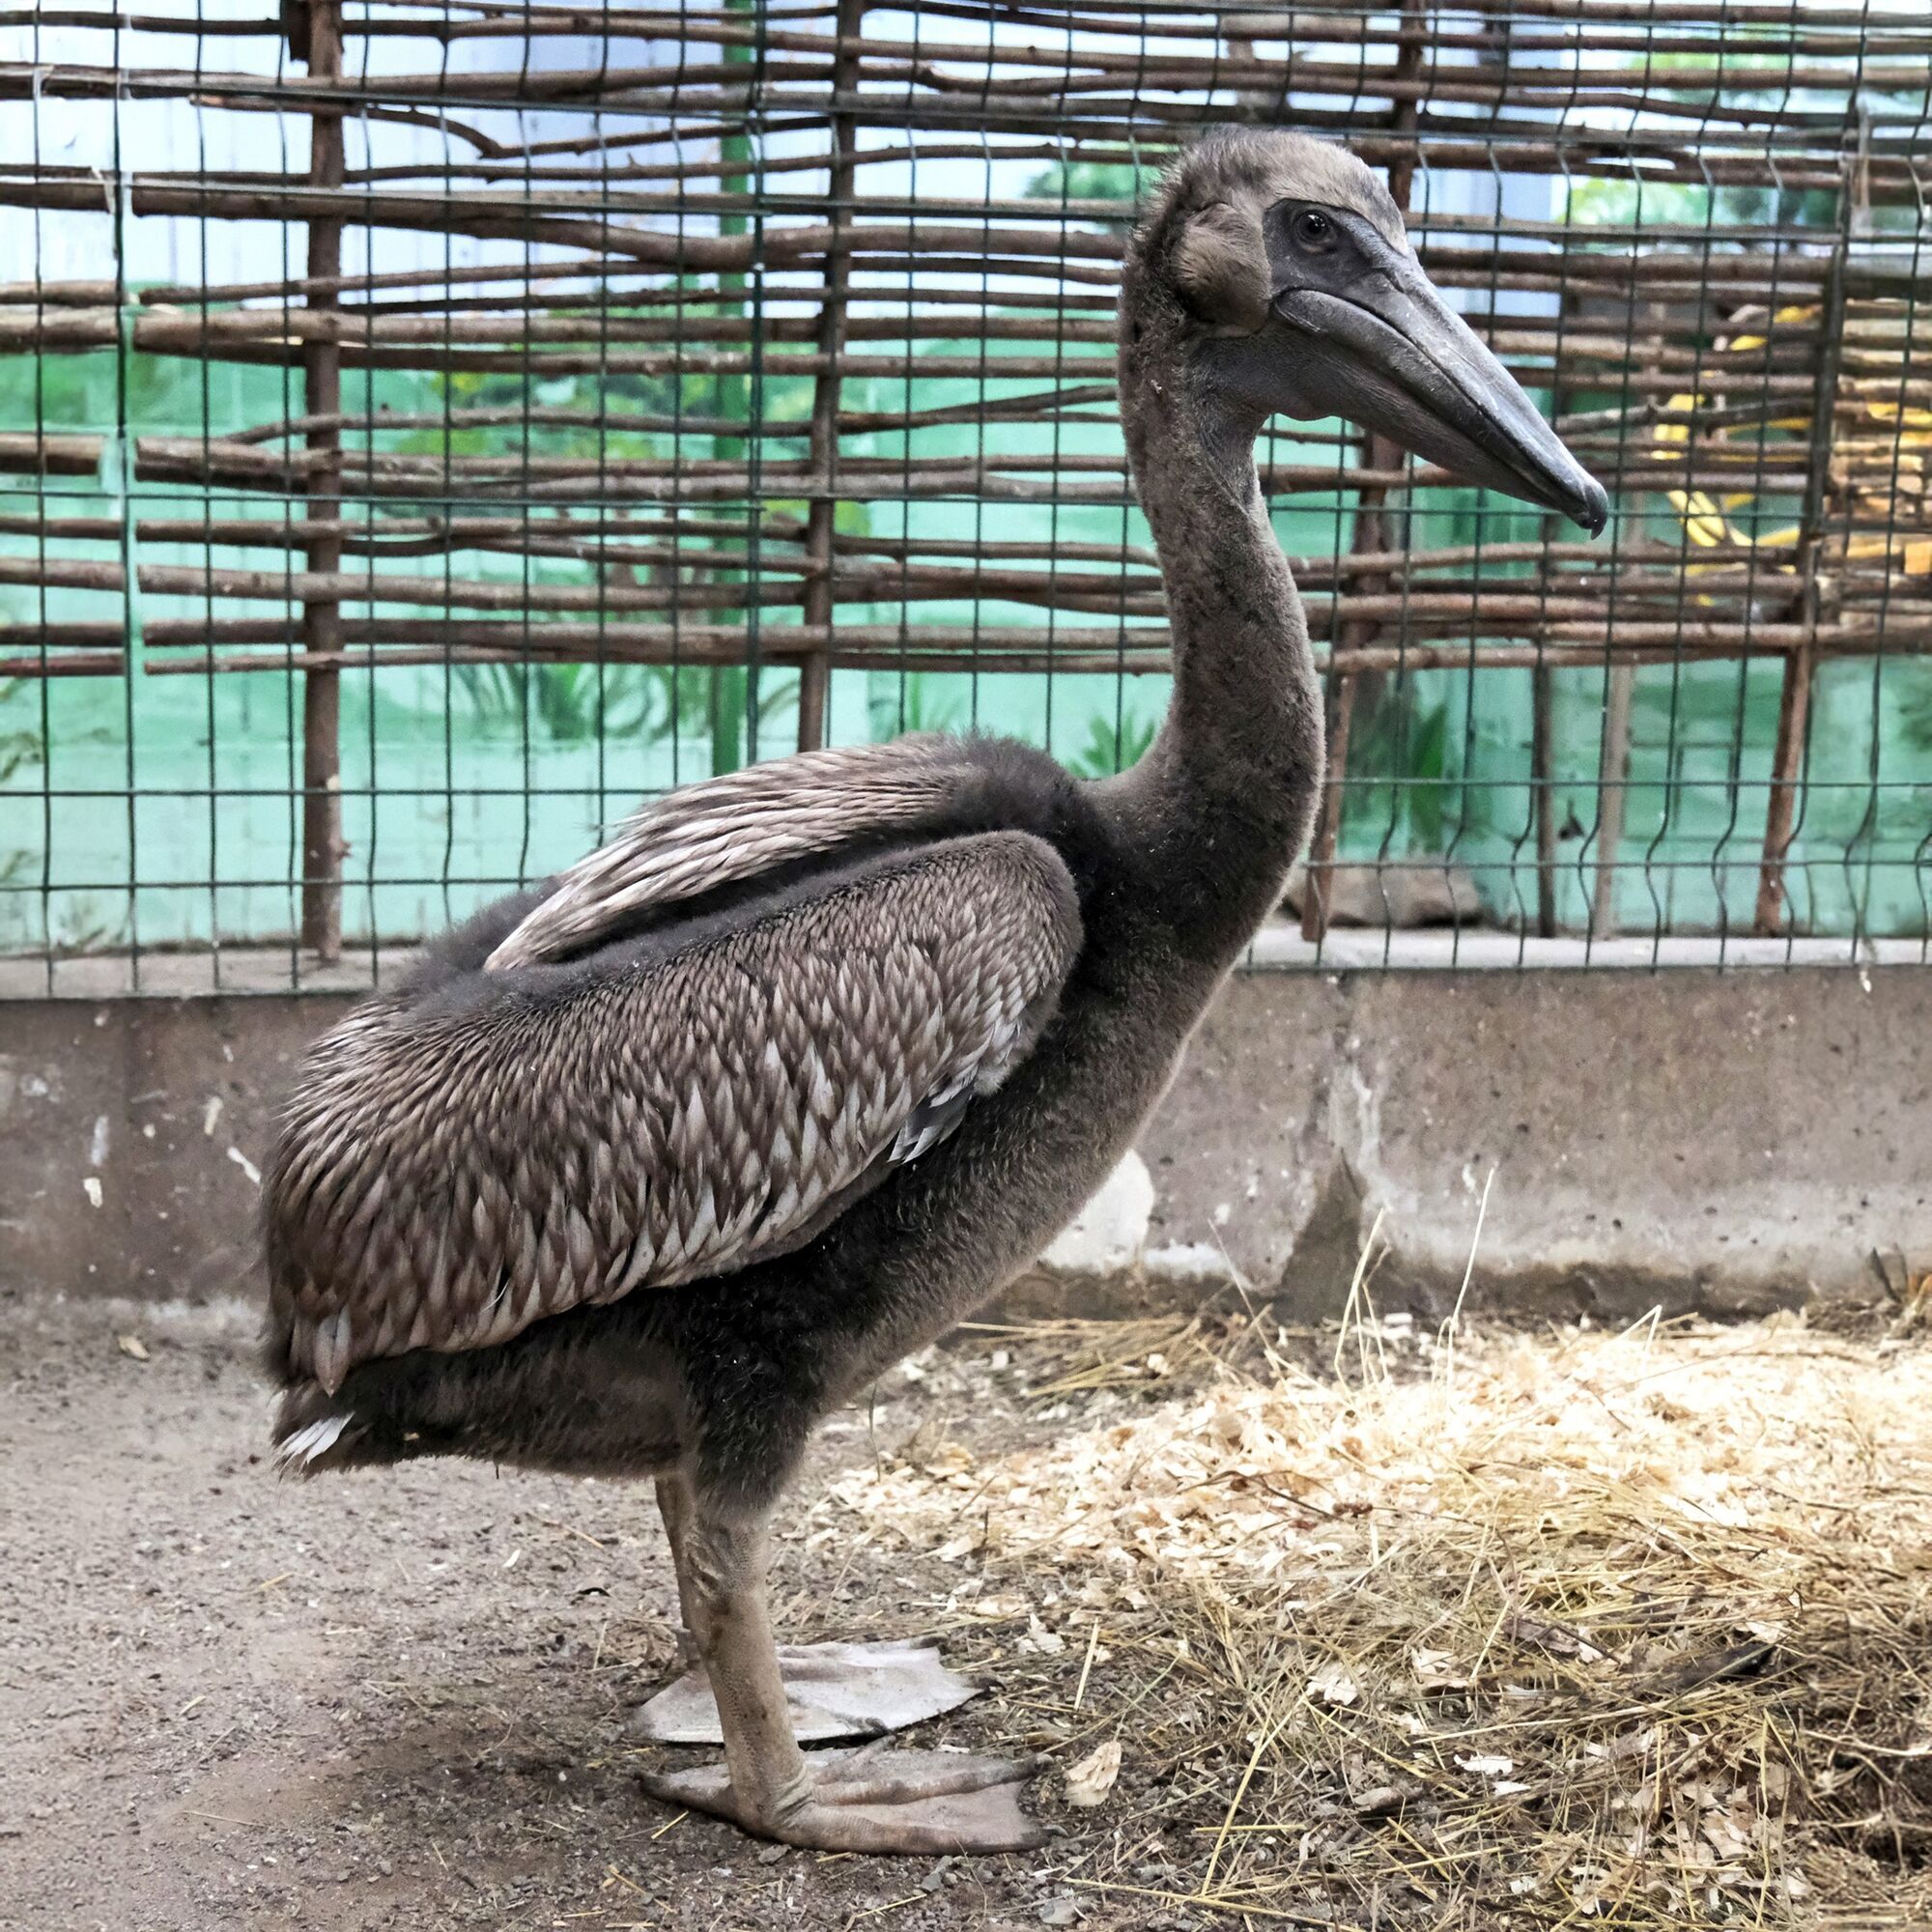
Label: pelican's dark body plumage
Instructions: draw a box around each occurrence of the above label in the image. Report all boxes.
[263,128,1605,1855]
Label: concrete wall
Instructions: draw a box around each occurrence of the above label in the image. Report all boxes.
[2,968,1924,1322]
[1125,967,1925,1321]
[0,996,320,1307]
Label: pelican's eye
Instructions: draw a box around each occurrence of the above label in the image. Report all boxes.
[1292,208,1336,252]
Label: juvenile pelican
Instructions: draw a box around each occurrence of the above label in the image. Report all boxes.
[264,128,1605,1855]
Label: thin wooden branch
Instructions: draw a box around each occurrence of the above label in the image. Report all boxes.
[0,650,126,677]
[13,41,1931,121]
[298,0,345,962]
[128,624,1932,683]
[798,0,865,753]
[1756,179,1857,935]
[1305,0,1422,942]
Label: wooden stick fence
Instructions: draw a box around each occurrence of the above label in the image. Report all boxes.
[1,0,1928,952]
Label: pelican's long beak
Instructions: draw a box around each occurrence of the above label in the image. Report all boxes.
[1271,225,1608,535]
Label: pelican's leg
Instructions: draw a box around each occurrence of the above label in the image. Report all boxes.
[654,1472,703,1668]
[635,1470,981,1745]
[637,1487,1044,1855]
[642,1498,812,1826]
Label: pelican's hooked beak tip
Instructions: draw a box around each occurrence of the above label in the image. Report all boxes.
[1572,476,1611,538]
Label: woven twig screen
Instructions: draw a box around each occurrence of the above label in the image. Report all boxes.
[0,1,1927,987]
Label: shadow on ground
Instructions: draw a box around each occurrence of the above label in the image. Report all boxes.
[0,1296,1147,1932]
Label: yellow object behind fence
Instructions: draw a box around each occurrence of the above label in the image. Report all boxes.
[1653,300,1932,577]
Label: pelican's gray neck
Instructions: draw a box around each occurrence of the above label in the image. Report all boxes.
[1109,323,1325,948]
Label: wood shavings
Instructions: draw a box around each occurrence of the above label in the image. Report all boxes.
[1307,1661,1362,1708]
[1019,1614,1065,1656]
[1062,1740,1121,1809]
[817,1314,1932,1927]
[1410,1645,1470,1689]
[963,1592,1029,1621]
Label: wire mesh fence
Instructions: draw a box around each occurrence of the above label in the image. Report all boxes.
[0,0,1928,991]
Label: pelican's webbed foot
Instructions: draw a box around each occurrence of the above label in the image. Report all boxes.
[647,1476,1042,1854]
[639,1745,1048,1854]
[628,1636,981,1745]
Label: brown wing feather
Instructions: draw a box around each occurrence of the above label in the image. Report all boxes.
[483,735,968,972]
[267,833,1081,1392]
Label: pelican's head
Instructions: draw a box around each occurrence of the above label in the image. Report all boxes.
[1127,128,1607,533]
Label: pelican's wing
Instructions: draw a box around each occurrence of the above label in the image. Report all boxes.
[269,833,1082,1391]
[484,735,974,972]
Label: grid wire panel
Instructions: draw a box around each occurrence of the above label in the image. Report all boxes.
[0,0,1928,990]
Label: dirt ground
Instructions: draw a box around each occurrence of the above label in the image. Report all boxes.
[10,1289,1931,1932]
[0,1295,1218,1932]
